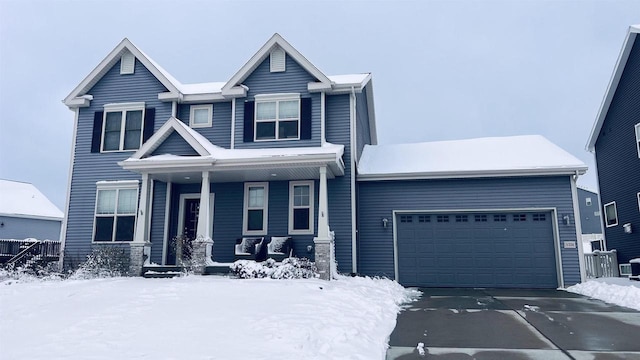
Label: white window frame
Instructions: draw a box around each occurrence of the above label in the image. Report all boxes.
[586,197,592,206]
[637,192,640,213]
[604,201,618,227]
[243,182,268,236]
[189,104,213,128]
[635,123,640,158]
[101,102,145,152]
[288,181,314,235]
[254,93,300,142]
[92,180,139,243]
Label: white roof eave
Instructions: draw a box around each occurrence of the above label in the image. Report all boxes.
[357,166,588,182]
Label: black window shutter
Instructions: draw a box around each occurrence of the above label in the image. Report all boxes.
[91,111,104,153]
[300,97,312,140]
[143,107,155,143]
[244,101,255,142]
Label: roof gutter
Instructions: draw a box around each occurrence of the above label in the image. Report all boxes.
[357,166,588,181]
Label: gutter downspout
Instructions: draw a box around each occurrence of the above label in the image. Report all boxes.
[350,86,357,273]
[571,170,587,283]
[171,101,177,118]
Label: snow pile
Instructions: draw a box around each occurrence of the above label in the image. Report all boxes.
[566,277,640,311]
[0,276,418,360]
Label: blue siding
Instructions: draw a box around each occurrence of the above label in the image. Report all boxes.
[63,58,172,269]
[577,188,603,235]
[149,181,167,264]
[357,176,582,286]
[355,86,372,162]
[177,102,232,148]
[234,55,322,148]
[152,132,199,156]
[0,216,62,241]
[326,94,354,273]
[595,37,640,264]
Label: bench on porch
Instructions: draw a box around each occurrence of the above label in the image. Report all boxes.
[234,236,294,262]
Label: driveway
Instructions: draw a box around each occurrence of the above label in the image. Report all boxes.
[387,288,640,360]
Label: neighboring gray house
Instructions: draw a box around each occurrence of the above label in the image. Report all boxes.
[577,187,604,253]
[61,34,588,288]
[0,179,63,240]
[587,24,640,270]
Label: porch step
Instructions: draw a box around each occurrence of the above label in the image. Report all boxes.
[204,265,232,275]
[142,266,183,279]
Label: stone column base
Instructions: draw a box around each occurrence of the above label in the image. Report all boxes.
[314,238,332,280]
[129,242,149,276]
[191,237,214,275]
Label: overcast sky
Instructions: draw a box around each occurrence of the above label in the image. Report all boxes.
[1,0,639,210]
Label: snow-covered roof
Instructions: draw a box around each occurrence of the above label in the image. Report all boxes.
[358,135,587,180]
[328,74,371,86]
[587,24,640,151]
[0,179,64,220]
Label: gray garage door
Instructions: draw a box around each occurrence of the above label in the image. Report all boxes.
[396,211,558,288]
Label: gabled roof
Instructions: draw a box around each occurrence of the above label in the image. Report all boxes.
[358,135,587,181]
[587,25,640,151]
[222,33,332,95]
[64,38,182,106]
[130,117,223,159]
[0,179,63,220]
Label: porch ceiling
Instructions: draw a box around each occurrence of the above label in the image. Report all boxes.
[150,165,335,184]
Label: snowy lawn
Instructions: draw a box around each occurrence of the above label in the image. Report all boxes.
[566,277,640,311]
[0,275,418,360]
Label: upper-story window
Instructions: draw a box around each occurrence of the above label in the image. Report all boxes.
[102,102,145,152]
[190,105,212,128]
[635,123,639,158]
[604,201,618,227]
[254,94,300,141]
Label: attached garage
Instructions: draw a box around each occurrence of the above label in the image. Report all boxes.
[356,135,588,288]
[395,211,558,288]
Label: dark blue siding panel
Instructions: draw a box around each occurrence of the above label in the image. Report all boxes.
[152,131,199,156]
[355,87,372,162]
[357,176,581,286]
[577,188,603,235]
[326,94,354,273]
[0,216,62,241]
[177,102,232,148]
[149,181,167,264]
[234,55,321,148]
[64,58,172,268]
[595,37,640,265]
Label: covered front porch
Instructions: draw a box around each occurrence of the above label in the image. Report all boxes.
[119,117,345,279]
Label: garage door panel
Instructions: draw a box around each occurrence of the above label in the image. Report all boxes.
[397,211,557,288]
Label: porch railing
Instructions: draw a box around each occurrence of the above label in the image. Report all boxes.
[0,238,61,267]
[584,250,619,278]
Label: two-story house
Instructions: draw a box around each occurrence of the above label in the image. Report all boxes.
[62,34,588,288]
[577,187,604,252]
[587,24,640,276]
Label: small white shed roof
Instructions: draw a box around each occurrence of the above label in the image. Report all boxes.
[0,179,64,220]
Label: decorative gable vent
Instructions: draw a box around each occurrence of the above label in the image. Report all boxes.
[270,47,285,72]
[120,51,135,74]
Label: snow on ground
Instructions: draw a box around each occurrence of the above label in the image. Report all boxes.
[0,275,418,360]
[566,277,640,311]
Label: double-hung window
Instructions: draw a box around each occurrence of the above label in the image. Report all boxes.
[604,201,618,227]
[289,181,314,234]
[102,103,145,152]
[93,181,139,242]
[254,94,300,141]
[243,182,268,235]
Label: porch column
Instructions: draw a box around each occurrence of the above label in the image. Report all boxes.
[130,173,151,276]
[314,166,334,280]
[193,171,213,274]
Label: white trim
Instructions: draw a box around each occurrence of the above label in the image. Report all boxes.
[357,168,588,182]
[230,98,236,149]
[171,101,177,118]
[120,52,135,74]
[177,193,215,238]
[0,213,63,222]
[222,33,331,95]
[58,107,79,270]
[288,180,314,235]
[587,26,640,151]
[391,208,565,288]
[571,173,587,283]
[349,88,357,272]
[254,95,301,142]
[92,182,140,243]
[146,179,154,244]
[128,117,213,160]
[242,182,268,236]
[365,80,378,145]
[101,103,146,153]
[320,92,326,145]
[637,192,640,212]
[635,123,640,158]
[604,201,618,227]
[189,104,213,128]
[270,47,285,72]
[161,181,171,265]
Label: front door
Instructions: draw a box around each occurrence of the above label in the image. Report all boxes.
[166,194,214,265]
[182,198,200,240]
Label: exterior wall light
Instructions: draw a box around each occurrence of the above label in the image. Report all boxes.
[382,218,389,228]
[623,223,632,234]
[563,215,571,226]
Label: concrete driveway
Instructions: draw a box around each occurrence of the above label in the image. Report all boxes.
[387,288,640,360]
